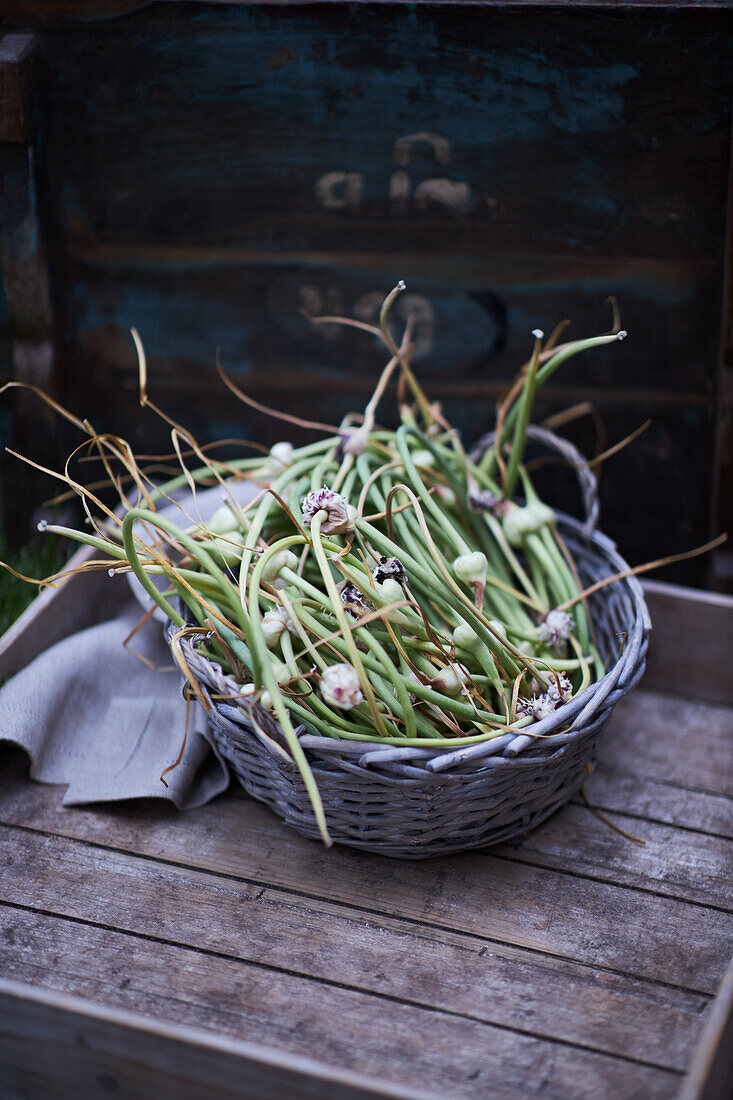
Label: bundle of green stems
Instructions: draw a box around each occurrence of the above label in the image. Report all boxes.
[34,286,629,843]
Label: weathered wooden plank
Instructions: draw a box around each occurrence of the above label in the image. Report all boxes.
[595,690,733,800]
[712,74,733,596]
[35,8,729,260]
[0,832,710,1073]
[680,956,733,1100]
[642,582,733,706]
[0,33,34,144]
[0,978,433,1100]
[575,771,733,841]
[69,255,720,390]
[0,789,729,996]
[0,968,680,1100]
[494,804,733,910]
[0,887,696,1096]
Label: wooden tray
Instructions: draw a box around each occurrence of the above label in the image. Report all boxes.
[0,569,731,1099]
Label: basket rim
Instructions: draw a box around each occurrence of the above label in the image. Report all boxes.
[169,508,650,775]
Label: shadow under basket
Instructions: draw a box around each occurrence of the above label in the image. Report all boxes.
[168,508,650,859]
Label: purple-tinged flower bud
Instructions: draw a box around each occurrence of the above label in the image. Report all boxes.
[372,556,406,585]
[320,663,363,710]
[517,672,572,722]
[467,480,507,517]
[302,487,353,535]
[546,671,572,703]
[538,610,574,646]
[340,582,374,618]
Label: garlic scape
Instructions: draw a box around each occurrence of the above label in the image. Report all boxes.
[26,285,632,845]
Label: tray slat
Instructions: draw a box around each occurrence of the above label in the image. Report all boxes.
[0,568,731,1096]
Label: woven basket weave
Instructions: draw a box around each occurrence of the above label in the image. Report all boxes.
[168,427,650,858]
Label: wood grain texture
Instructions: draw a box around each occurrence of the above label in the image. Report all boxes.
[642,582,733,705]
[0,834,698,1095]
[574,771,733,840]
[0,577,731,1095]
[493,803,733,909]
[681,956,733,1100]
[0,899,706,1075]
[593,690,733,800]
[0,978,431,1100]
[0,929,685,1100]
[0,778,730,996]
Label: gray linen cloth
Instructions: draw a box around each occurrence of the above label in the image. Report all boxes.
[0,478,259,808]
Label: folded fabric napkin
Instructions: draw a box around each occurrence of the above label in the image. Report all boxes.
[0,478,259,808]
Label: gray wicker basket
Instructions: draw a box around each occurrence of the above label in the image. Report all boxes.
[168,428,650,858]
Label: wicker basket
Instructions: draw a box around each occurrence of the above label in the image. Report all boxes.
[168,428,650,859]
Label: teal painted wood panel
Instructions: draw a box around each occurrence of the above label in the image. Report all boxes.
[0,2,730,585]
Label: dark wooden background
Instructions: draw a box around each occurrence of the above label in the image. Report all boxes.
[1,1,731,587]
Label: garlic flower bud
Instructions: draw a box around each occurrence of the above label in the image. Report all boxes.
[453,551,488,586]
[320,663,363,710]
[206,501,242,536]
[269,441,294,469]
[302,487,354,535]
[452,623,478,650]
[372,556,406,585]
[261,607,298,648]
[430,664,469,697]
[538,609,574,646]
[258,441,295,481]
[343,426,368,457]
[340,582,374,618]
[517,672,572,722]
[210,534,246,567]
[372,577,415,627]
[261,548,298,584]
[411,449,434,469]
[502,502,556,547]
[271,660,292,683]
